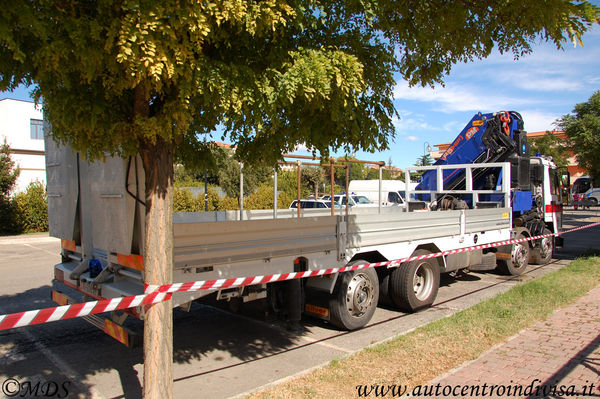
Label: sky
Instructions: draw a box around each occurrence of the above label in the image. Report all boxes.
[377,25,600,168]
[2,11,600,169]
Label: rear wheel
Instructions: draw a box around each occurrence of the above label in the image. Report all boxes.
[329,262,379,330]
[389,249,440,312]
[498,229,530,275]
[530,228,553,265]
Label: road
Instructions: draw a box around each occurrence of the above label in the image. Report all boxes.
[0,209,599,399]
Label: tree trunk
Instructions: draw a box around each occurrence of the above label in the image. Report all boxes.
[140,138,174,399]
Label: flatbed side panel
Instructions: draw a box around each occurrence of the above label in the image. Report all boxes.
[346,211,462,248]
[173,216,339,269]
[86,156,139,255]
[464,208,511,233]
[45,133,79,240]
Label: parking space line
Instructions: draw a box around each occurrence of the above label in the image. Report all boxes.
[0,305,106,399]
[23,243,58,256]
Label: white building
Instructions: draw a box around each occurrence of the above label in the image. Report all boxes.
[0,99,46,193]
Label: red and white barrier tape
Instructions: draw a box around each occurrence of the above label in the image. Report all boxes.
[0,292,171,331]
[1,221,599,331]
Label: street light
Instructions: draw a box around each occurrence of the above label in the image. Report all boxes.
[423,141,432,165]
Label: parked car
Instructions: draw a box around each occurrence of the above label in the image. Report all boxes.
[320,194,377,207]
[289,199,341,209]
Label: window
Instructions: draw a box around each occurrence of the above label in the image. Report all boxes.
[30,119,44,140]
[388,192,400,203]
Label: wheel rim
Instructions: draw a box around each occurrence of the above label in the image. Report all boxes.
[413,262,434,301]
[345,272,375,318]
[539,237,552,259]
[512,242,528,270]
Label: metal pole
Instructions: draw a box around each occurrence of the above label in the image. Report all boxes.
[345,162,350,217]
[405,168,411,210]
[330,159,335,216]
[239,162,244,220]
[204,169,208,212]
[273,168,278,219]
[297,161,301,218]
[204,135,208,212]
[378,165,383,214]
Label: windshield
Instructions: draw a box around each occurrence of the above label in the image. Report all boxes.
[572,178,591,194]
[352,196,371,204]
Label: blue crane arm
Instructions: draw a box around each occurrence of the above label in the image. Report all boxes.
[417,111,526,193]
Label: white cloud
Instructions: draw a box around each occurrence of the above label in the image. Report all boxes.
[392,114,440,134]
[293,143,314,153]
[496,71,583,92]
[405,136,419,141]
[393,81,536,113]
[588,77,600,84]
[519,110,562,132]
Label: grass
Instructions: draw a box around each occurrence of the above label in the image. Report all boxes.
[249,255,600,399]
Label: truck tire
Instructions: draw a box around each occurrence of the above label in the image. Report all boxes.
[530,228,553,265]
[389,249,440,312]
[498,229,530,275]
[377,269,393,306]
[329,261,379,330]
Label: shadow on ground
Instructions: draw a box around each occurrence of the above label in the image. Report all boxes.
[0,286,304,398]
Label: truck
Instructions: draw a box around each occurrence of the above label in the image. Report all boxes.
[347,179,416,206]
[45,110,564,345]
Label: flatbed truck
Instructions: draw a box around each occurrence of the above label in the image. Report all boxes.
[45,111,564,345]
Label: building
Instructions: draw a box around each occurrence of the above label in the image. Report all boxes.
[431,130,585,184]
[0,99,46,193]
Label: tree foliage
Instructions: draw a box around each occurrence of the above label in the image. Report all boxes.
[1,1,598,166]
[334,156,367,184]
[12,180,48,233]
[218,157,272,197]
[415,154,434,167]
[0,140,19,198]
[365,167,392,180]
[557,90,600,180]
[529,132,570,169]
[0,140,19,234]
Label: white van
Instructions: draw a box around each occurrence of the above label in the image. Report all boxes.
[571,176,600,206]
[348,180,416,206]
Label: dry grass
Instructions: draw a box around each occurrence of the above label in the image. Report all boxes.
[249,256,600,399]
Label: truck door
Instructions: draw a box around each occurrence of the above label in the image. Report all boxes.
[548,168,563,232]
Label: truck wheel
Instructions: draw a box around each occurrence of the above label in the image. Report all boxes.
[498,230,530,275]
[530,228,553,265]
[389,249,440,312]
[329,262,379,330]
[377,269,393,306]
